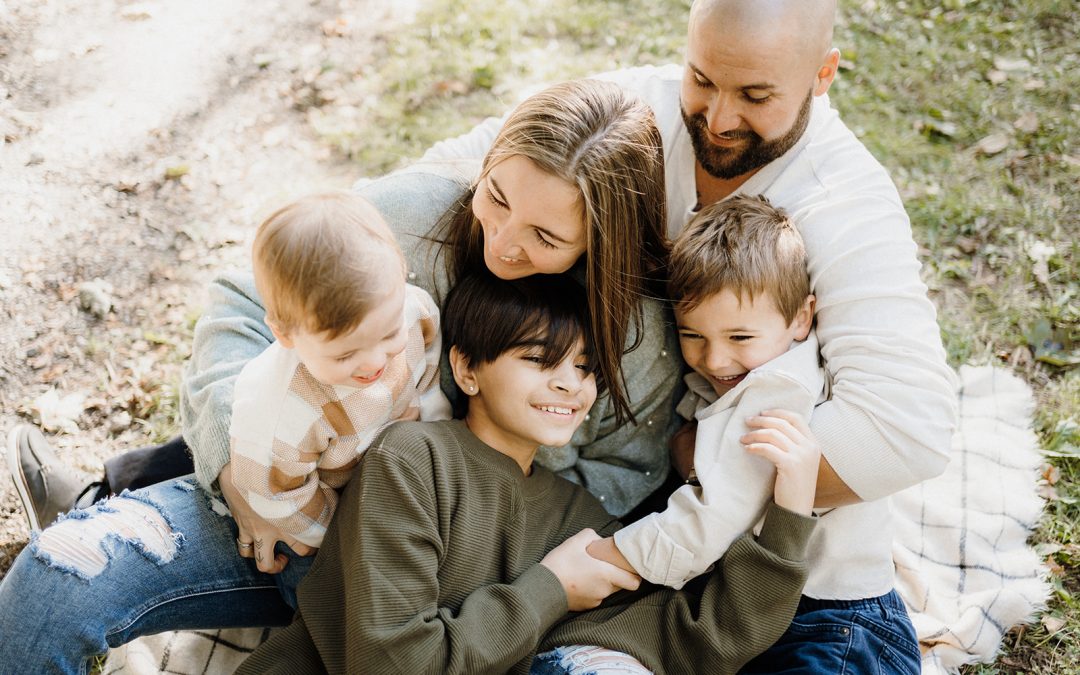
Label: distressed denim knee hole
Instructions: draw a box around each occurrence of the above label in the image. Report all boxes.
[34,497,180,580]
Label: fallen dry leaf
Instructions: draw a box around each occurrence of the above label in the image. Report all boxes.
[433,79,469,96]
[1034,541,1063,557]
[975,133,1010,155]
[1041,615,1066,635]
[1014,112,1039,133]
[1037,483,1058,501]
[321,16,351,37]
[1042,463,1060,485]
[120,4,154,21]
[31,389,88,434]
[1027,240,1056,286]
[993,56,1032,72]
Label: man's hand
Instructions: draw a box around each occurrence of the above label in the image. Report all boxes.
[541,529,641,611]
[218,463,318,574]
[669,421,698,481]
[586,536,637,574]
[741,409,821,516]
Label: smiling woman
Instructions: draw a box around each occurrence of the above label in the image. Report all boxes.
[436,79,671,428]
[471,155,587,279]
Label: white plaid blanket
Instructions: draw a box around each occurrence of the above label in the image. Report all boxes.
[893,364,1051,674]
[104,365,1051,674]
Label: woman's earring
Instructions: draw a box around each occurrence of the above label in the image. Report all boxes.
[469,385,476,394]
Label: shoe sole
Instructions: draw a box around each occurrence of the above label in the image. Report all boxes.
[7,426,42,531]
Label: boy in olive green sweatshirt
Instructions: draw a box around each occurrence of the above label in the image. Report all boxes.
[239,272,819,675]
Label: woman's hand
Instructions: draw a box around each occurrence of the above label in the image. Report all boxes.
[541,529,641,611]
[741,409,821,516]
[218,463,318,574]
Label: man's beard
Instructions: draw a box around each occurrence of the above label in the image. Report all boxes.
[682,90,813,180]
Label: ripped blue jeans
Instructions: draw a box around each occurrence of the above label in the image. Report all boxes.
[0,476,312,674]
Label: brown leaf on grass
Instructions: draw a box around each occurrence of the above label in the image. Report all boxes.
[1042,463,1060,485]
[1045,557,1065,576]
[27,349,54,370]
[956,236,978,254]
[120,4,153,21]
[1014,112,1039,133]
[433,79,469,96]
[39,362,70,384]
[321,17,351,37]
[975,133,1010,155]
[1008,345,1034,369]
[1041,615,1066,635]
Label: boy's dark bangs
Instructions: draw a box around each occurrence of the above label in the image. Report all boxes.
[444,272,597,375]
[506,310,593,371]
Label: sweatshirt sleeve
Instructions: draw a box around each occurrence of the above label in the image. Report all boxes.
[613,370,816,588]
[283,443,569,675]
[796,194,959,501]
[540,504,816,675]
[180,272,272,492]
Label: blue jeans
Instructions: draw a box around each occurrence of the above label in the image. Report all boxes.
[740,590,921,675]
[0,476,312,675]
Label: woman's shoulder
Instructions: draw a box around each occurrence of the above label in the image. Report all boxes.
[351,161,476,229]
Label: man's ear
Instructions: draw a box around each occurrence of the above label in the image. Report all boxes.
[813,48,840,97]
[267,317,294,349]
[449,346,478,395]
[792,294,816,341]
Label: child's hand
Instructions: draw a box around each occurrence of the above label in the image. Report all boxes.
[541,529,641,611]
[669,421,698,480]
[219,463,318,574]
[586,536,637,574]
[741,409,821,516]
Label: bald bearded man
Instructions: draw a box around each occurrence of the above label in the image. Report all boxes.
[421,1,944,672]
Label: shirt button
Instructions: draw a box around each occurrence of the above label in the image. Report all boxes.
[599,495,606,501]
[584,414,591,422]
[645,471,651,477]
[407,272,417,280]
[661,349,668,357]
[646,419,653,427]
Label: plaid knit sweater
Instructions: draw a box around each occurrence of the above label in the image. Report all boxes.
[228,285,449,547]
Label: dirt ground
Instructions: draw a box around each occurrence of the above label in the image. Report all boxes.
[0,0,418,576]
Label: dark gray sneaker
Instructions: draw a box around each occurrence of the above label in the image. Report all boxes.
[6,424,93,530]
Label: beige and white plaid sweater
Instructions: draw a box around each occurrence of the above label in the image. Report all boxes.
[228,285,450,547]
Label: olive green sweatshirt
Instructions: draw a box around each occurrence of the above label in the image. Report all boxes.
[238,420,816,675]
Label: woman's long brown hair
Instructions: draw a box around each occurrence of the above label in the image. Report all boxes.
[431,79,668,426]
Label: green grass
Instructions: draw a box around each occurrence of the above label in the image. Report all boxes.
[306,0,1078,670]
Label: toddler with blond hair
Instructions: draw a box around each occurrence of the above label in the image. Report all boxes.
[228,192,449,570]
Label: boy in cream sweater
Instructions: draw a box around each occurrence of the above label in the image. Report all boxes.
[586,194,919,674]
